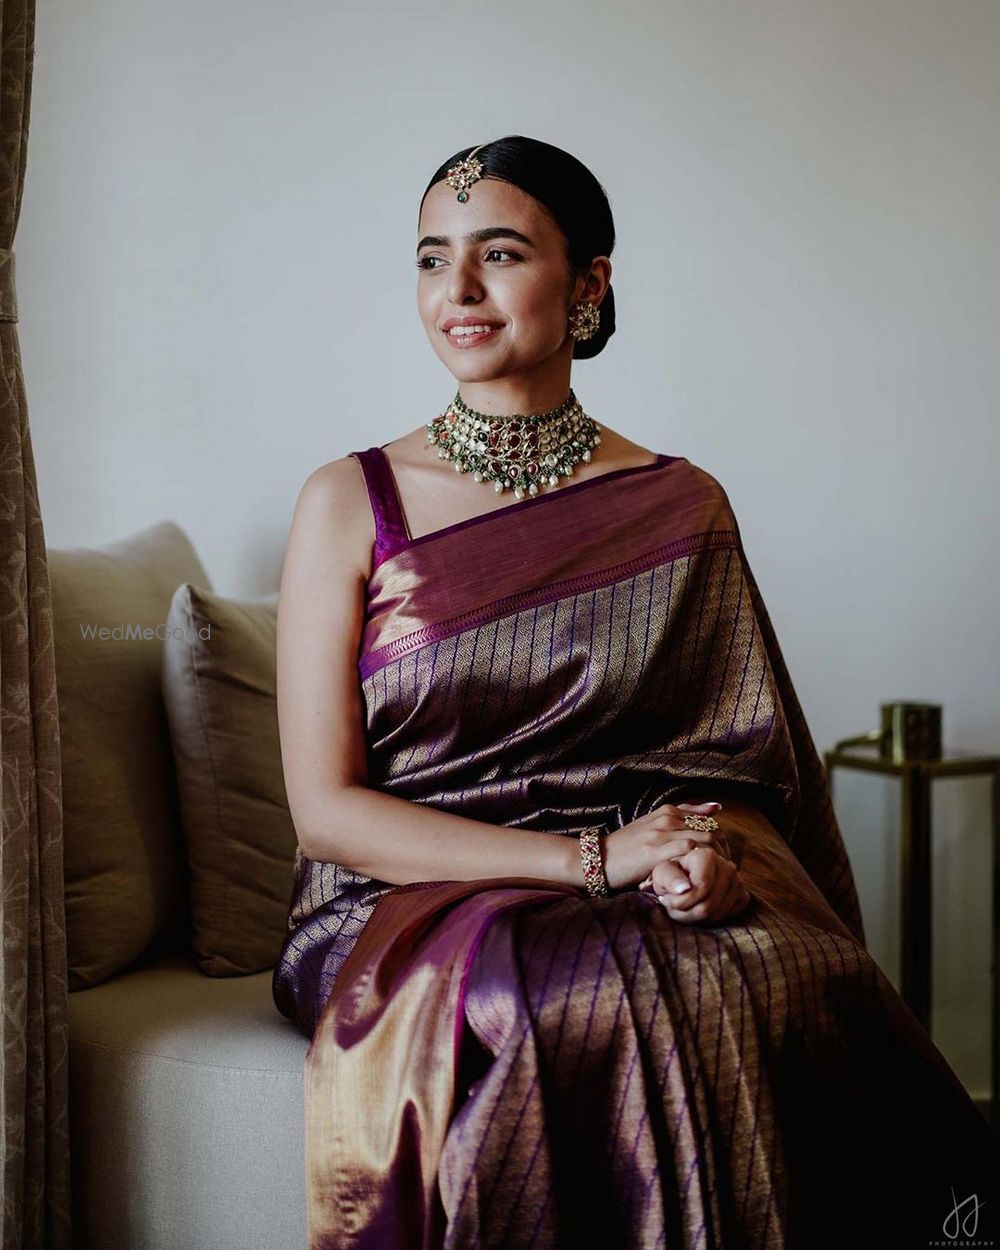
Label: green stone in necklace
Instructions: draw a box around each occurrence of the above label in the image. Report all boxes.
[425,389,603,500]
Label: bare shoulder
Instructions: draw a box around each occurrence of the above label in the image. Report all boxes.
[289,454,375,583]
[597,427,658,465]
[579,426,666,476]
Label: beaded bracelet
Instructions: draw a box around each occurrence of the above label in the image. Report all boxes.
[579,827,610,897]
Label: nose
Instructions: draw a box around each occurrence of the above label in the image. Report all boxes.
[445,252,484,306]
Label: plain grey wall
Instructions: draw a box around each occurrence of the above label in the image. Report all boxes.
[18,0,999,1096]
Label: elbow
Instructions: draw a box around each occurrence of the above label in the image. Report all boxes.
[295,822,339,865]
[296,832,321,862]
[291,785,361,864]
[290,814,316,861]
[297,829,341,865]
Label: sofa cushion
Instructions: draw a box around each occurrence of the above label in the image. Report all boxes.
[161,585,297,976]
[50,520,213,990]
[68,954,307,1250]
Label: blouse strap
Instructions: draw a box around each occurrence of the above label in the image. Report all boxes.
[349,446,411,567]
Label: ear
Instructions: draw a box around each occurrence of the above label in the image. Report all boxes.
[576,255,612,306]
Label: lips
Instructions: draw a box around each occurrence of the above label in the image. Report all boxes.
[442,320,507,350]
[441,316,505,331]
[444,324,503,348]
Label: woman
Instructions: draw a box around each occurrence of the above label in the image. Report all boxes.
[272,136,1000,1249]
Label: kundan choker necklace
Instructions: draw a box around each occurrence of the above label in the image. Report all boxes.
[425,389,603,500]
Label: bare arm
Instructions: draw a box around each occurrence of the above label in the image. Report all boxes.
[307,785,586,888]
[276,456,587,889]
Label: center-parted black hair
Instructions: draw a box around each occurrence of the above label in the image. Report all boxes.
[420,135,616,361]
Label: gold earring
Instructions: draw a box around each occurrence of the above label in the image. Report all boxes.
[568,301,600,342]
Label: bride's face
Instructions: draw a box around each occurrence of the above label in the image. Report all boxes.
[416,176,593,383]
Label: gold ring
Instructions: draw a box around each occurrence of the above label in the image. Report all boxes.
[683,813,719,833]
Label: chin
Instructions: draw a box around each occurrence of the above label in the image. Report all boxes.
[444,356,512,383]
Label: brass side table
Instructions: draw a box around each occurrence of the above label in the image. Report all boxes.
[824,747,1000,1112]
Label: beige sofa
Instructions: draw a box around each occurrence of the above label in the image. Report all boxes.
[51,521,309,1250]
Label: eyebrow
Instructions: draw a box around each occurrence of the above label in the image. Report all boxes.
[416,226,536,253]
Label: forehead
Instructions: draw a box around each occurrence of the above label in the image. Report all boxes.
[417,176,556,243]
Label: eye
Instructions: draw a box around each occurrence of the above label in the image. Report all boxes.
[415,247,521,271]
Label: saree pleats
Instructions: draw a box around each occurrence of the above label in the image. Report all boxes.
[274,451,1000,1248]
[302,806,1000,1248]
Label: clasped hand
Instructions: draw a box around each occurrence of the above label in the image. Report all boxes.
[635,802,752,927]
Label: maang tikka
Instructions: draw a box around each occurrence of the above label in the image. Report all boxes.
[444,143,489,203]
[443,144,601,343]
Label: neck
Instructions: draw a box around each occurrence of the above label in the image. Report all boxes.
[454,389,575,422]
[455,358,574,417]
[456,384,574,417]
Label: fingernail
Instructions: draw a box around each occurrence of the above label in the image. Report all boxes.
[673,881,691,893]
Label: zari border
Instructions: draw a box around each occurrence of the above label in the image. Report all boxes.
[358,527,738,681]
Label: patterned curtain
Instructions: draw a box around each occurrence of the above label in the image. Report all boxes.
[0,1,72,1246]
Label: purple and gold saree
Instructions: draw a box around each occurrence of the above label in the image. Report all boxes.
[273,446,1000,1249]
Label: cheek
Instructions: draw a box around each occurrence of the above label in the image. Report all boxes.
[416,285,435,326]
[509,280,569,337]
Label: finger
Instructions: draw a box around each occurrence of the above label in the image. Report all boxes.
[661,831,727,861]
[685,857,734,920]
[662,836,698,857]
[657,897,700,925]
[650,858,694,897]
[709,877,752,926]
[667,829,731,859]
[666,846,717,910]
[658,801,721,820]
[656,889,715,926]
[662,864,740,926]
[660,813,730,860]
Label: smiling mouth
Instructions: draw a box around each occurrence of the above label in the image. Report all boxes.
[444,324,504,347]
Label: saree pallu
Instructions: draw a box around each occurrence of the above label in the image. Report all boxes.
[273,447,1000,1248]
